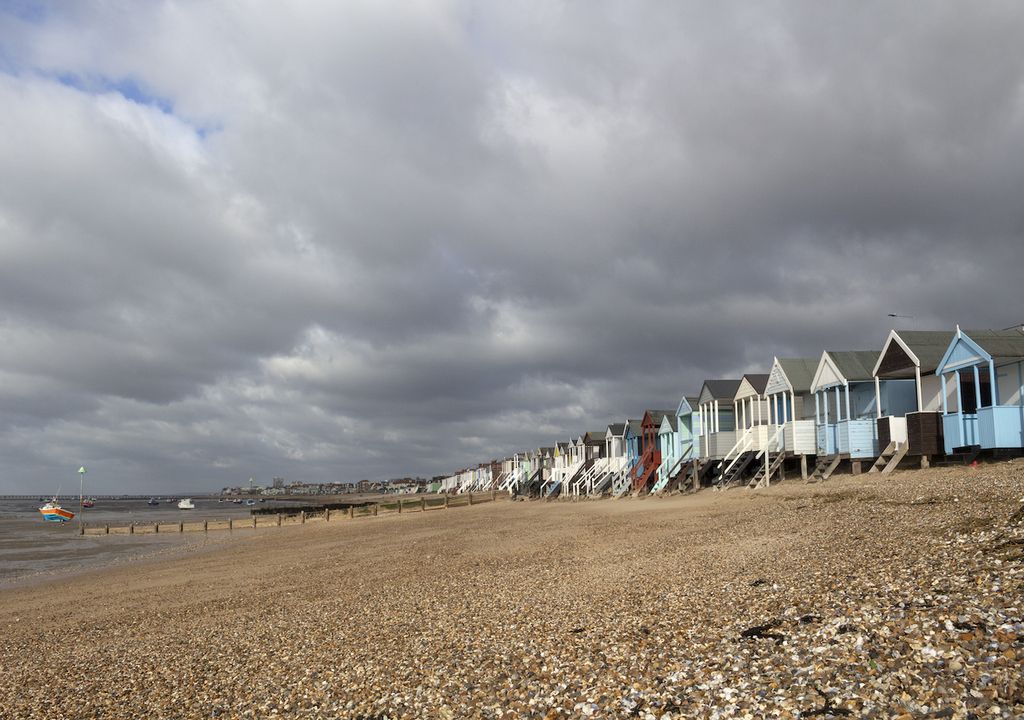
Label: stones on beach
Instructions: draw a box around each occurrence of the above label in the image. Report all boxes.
[1,466,1023,718]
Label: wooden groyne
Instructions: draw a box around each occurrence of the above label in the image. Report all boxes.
[79,491,500,536]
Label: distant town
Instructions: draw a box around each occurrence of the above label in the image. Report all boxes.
[219,476,446,497]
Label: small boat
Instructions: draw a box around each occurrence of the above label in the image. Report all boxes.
[231,498,243,504]
[39,499,75,522]
[244,499,256,506]
[81,498,95,508]
[148,498,160,506]
[177,498,195,510]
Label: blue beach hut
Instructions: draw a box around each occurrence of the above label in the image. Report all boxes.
[810,351,881,460]
[935,327,1024,453]
[655,395,701,492]
[624,419,643,477]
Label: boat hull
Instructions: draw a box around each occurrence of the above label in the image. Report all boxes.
[39,507,75,522]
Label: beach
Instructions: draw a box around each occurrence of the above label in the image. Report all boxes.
[1,465,1022,718]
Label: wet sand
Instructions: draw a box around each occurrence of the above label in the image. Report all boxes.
[1,464,1023,718]
[0,497,262,586]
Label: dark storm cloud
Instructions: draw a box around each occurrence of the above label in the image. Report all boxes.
[1,1,1023,492]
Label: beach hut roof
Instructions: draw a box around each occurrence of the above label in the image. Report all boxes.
[676,395,697,415]
[735,373,770,400]
[660,415,679,433]
[812,350,879,392]
[830,351,880,380]
[767,357,818,394]
[745,374,770,394]
[959,328,1024,359]
[699,379,742,404]
[627,418,643,435]
[643,410,673,428]
[606,422,626,437]
[935,327,1024,374]
[874,329,955,378]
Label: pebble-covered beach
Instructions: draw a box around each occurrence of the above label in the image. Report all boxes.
[1,463,1022,719]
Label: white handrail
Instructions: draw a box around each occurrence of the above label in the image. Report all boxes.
[571,462,592,495]
[571,460,592,495]
[756,425,785,460]
[723,427,753,463]
[658,453,674,477]
[586,457,609,493]
[661,453,681,480]
[720,429,754,477]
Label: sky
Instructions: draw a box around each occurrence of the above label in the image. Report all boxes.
[1,2,1023,494]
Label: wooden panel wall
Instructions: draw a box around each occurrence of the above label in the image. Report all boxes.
[878,416,892,450]
[906,411,944,455]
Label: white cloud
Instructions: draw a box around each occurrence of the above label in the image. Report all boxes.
[2,2,1024,492]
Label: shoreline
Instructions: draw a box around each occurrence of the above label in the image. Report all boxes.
[0,492,494,590]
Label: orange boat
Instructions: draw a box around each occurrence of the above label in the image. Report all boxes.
[39,500,75,522]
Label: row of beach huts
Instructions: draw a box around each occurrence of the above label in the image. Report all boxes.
[438,326,1024,498]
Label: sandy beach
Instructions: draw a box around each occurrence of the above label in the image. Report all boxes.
[1,465,1022,719]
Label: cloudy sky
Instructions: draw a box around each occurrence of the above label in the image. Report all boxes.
[1,2,1023,493]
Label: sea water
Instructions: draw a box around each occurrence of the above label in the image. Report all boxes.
[0,497,268,586]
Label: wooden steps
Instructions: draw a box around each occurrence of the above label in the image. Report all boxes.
[808,455,842,483]
[591,472,613,496]
[716,451,757,489]
[611,470,632,497]
[936,445,982,467]
[697,459,718,488]
[631,450,659,494]
[869,441,908,476]
[868,441,897,473]
[748,452,786,489]
[523,469,544,496]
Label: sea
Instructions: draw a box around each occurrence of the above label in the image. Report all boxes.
[0,496,283,587]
